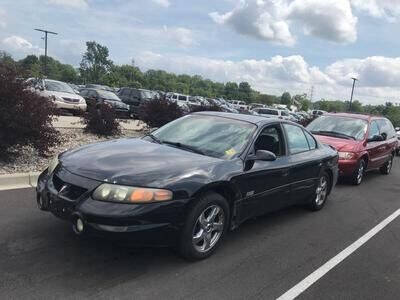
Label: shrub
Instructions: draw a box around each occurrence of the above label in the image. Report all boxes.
[190,104,223,113]
[81,103,121,136]
[0,64,59,158]
[138,98,183,128]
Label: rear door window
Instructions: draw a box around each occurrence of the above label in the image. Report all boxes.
[283,124,310,154]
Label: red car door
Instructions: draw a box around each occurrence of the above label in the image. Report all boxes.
[366,120,383,169]
[378,119,397,161]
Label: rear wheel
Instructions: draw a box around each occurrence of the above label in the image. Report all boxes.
[351,159,365,185]
[178,192,229,260]
[380,154,394,175]
[308,172,330,211]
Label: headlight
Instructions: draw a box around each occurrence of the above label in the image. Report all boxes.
[92,184,173,203]
[338,152,356,160]
[48,156,59,174]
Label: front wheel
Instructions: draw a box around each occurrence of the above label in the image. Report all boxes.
[178,192,229,260]
[351,160,365,185]
[380,154,394,175]
[308,172,330,211]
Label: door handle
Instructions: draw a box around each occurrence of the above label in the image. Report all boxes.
[281,170,289,177]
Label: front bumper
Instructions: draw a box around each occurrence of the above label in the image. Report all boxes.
[36,167,189,246]
[55,101,87,112]
[338,159,358,177]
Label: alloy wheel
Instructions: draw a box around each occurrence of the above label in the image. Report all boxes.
[192,205,225,253]
[386,157,393,173]
[315,176,328,206]
[356,163,364,184]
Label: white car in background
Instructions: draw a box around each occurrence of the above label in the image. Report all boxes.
[230,100,248,110]
[166,92,191,111]
[252,107,292,120]
[26,78,87,114]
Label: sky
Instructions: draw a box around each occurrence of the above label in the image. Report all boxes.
[1,0,400,104]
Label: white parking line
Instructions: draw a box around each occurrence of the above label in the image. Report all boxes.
[277,208,400,300]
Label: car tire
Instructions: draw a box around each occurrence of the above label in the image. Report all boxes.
[351,159,366,185]
[178,192,230,260]
[308,171,330,211]
[380,154,394,175]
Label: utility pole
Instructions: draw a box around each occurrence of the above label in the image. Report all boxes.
[349,77,358,111]
[34,28,58,77]
[309,86,314,102]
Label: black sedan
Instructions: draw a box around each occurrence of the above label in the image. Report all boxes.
[79,88,130,118]
[36,112,338,260]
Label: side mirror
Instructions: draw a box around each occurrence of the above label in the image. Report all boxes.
[367,135,384,143]
[248,150,277,161]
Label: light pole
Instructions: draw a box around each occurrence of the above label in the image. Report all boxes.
[34,28,58,77]
[349,77,358,111]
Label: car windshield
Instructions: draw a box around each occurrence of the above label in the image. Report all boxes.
[45,80,75,94]
[152,115,256,159]
[140,90,154,99]
[307,115,368,141]
[97,90,121,101]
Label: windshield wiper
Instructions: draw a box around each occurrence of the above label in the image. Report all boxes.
[312,131,356,140]
[162,141,205,155]
[147,134,162,144]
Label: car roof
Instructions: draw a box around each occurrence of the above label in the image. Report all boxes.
[324,112,385,121]
[192,111,293,125]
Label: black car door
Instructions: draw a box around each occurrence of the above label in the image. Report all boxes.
[234,123,291,222]
[282,123,322,204]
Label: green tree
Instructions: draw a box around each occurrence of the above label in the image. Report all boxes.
[225,82,239,99]
[0,51,16,70]
[79,41,113,84]
[281,92,292,108]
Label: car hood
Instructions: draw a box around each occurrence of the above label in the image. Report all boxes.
[104,99,129,109]
[59,138,231,189]
[43,90,84,101]
[314,134,361,152]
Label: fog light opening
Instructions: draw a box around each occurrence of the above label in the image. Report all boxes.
[72,217,85,235]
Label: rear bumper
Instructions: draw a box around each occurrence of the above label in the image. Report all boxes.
[36,168,190,246]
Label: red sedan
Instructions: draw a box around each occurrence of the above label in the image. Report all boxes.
[307,113,398,185]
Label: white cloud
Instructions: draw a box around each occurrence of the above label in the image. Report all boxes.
[136,51,400,104]
[210,0,358,45]
[151,0,170,8]
[326,56,400,88]
[0,8,6,28]
[163,26,196,48]
[351,0,400,22]
[209,0,296,46]
[47,0,88,9]
[1,36,43,56]
[289,0,357,44]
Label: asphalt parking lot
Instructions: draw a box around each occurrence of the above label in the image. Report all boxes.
[1,160,399,299]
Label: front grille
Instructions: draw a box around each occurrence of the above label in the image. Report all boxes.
[62,97,80,103]
[52,174,87,200]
